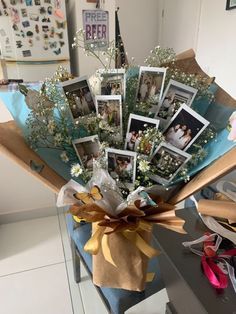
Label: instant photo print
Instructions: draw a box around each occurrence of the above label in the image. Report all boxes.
[95,95,123,137]
[155,79,198,128]
[149,142,192,184]
[73,135,100,171]
[136,66,166,113]
[62,76,96,122]
[106,148,137,188]
[125,113,160,155]
[163,104,210,151]
[99,69,126,100]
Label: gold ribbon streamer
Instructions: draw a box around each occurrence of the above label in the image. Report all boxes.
[101,234,117,267]
[84,226,106,255]
[122,230,160,258]
[146,272,155,282]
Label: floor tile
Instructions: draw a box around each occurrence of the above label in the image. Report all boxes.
[0,263,73,314]
[58,212,72,261]
[0,216,64,276]
[79,263,108,314]
[125,288,169,314]
[66,261,85,314]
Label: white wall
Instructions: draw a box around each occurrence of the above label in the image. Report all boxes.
[160,0,201,54]
[196,0,236,98]
[0,100,55,214]
[116,0,163,65]
[159,0,236,99]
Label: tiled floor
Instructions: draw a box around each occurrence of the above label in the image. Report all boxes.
[0,210,168,314]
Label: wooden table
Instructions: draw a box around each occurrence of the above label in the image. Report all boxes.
[153,207,236,314]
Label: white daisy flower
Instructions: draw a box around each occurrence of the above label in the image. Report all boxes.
[71,164,83,177]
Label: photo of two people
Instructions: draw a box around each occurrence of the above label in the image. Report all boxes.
[106,149,136,186]
[62,77,96,120]
[137,67,166,106]
[73,136,100,171]
[96,95,122,130]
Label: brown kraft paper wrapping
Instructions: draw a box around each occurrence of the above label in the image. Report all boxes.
[92,223,151,292]
[198,199,236,222]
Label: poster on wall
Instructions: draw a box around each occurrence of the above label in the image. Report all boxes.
[82,9,109,50]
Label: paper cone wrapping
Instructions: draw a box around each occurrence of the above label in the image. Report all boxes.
[198,199,236,222]
[92,224,151,291]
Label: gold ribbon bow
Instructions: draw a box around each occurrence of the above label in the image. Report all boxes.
[69,194,186,267]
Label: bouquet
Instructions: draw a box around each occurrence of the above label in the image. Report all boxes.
[7,33,235,290]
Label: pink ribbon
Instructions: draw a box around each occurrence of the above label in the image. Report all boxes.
[201,249,236,290]
[183,235,236,292]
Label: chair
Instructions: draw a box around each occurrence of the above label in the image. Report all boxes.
[66,213,165,314]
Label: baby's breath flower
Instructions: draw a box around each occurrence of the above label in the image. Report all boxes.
[54,133,63,145]
[138,160,150,173]
[71,164,83,177]
[60,151,69,163]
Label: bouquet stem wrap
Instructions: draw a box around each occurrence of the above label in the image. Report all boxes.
[57,167,186,291]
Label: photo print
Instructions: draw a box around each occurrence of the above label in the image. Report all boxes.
[149,142,191,184]
[21,8,27,18]
[30,13,39,21]
[155,79,198,128]
[125,114,160,155]
[95,95,123,135]
[136,66,166,113]
[62,76,96,122]
[163,104,210,151]
[73,135,100,171]
[99,69,126,100]
[106,148,137,188]
[25,0,33,6]
[22,49,32,57]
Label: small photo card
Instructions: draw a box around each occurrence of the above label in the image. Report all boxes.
[95,95,123,135]
[73,135,100,171]
[149,142,192,184]
[61,76,96,122]
[99,69,126,100]
[106,148,137,188]
[22,50,32,57]
[125,114,160,155]
[136,66,166,113]
[155,79,198,128]
[163,104,210,151]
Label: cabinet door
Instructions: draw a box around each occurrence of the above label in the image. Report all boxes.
[161,0,201,53]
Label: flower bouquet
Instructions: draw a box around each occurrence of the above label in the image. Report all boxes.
[1,33,236,291]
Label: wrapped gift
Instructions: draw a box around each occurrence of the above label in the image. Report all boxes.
[57,167,186,291]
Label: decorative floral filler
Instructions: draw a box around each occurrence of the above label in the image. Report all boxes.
[228,111,236,142]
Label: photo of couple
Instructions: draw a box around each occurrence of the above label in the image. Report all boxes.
[96,96,122,129]
[164,104,209,151]
[106,149,136,185]
[137,67,166,104]
[62,77,96,120]
[73,136,100,171]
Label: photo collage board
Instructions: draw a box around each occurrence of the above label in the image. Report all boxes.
[62,66,210,188]
[0,0,69,60]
